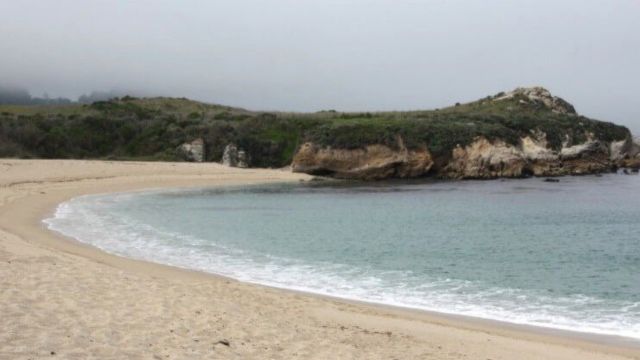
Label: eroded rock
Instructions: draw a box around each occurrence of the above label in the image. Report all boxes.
[222,144,250,168]
[291,131,629,180]
[179,138,205,162]
[291,138,433,180]
[440,138,527,179]
[288,86,636,180]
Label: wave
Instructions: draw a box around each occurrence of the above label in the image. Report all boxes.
[44,191,640,340]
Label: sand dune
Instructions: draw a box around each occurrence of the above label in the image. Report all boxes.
[0,159,638,359]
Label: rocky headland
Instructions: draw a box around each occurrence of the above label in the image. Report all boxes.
[1,87,638,180]
[291,87,640,179]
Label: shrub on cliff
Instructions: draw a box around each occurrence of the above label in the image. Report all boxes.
[0,89,631,166]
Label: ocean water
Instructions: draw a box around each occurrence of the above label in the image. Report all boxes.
[44,174,640,340]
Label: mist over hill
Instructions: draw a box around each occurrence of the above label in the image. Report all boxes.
[0,86,139,106]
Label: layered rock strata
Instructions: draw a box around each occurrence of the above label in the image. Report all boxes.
[292,133,638,180]
[291,138,433,180]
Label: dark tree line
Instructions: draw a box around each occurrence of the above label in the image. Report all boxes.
[0,86,133,105]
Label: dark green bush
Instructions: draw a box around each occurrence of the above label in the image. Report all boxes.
[0,96,631,166]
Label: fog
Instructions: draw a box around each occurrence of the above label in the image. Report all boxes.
[1,0,638,132]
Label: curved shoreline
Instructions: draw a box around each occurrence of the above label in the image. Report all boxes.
[1,159,639,359]
[45,184,640,343]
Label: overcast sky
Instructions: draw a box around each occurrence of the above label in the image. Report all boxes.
[1,0,639,132]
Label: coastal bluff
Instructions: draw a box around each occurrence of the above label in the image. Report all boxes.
[292,130,639,180]
[1,87,638,180]
[291,87,640,179]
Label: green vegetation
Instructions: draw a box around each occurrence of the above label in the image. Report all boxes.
[0,93,631,167]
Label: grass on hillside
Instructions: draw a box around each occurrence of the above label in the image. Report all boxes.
[0,94,630,166]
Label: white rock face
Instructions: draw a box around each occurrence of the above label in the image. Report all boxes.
[521,132,556,161]
[222,144,250,168]
[441,132,618,178]
[630,137,640,158]
[237,150,249,168]
[443,138,526,178]
[179,138,205,162]
[293,130,635,179]
[609,139,629,161]
[559,140,601,160]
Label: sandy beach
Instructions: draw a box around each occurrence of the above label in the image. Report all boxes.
[0,159,638,360]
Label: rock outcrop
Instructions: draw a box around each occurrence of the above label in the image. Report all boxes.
[179,138,205,162]
[559,138,612,175]
[493,87,576,114]
[440,138,528,179]
[291,137,433,180]
[290,87,637,180]
[439,134,616,179]
[222,144,250,168]
[618,137,640,169]
[292,132,634,180]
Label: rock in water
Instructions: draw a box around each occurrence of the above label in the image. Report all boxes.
[222,144,250,168]
[179,138,205,162]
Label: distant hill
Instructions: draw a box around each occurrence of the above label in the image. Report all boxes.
[0,87,637,179]
[0,86,73,106]
[0,86,136,106]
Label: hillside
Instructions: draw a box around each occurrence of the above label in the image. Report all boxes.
[1,87,638,179]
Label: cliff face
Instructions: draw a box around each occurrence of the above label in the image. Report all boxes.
[292,138,433,180]
[291,134,630,180]
[438,134,616,179]
[291,87,637,180]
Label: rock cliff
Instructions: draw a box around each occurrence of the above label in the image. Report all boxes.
[2,87,635,178]
[439,134,615,179]
[291,137,433,180]
[291,87,637,180]
[292,133,630,180]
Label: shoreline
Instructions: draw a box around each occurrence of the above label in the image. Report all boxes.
[1,159,639,359]
[43,184,640,348]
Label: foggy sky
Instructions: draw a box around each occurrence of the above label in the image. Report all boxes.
[1,0,639,132]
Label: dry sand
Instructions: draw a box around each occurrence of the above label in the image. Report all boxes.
[0,159,638,359]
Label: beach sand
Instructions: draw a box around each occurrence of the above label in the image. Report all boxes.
[0,159,638,359]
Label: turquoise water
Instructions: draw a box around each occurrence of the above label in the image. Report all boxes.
[45,174,640,339]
